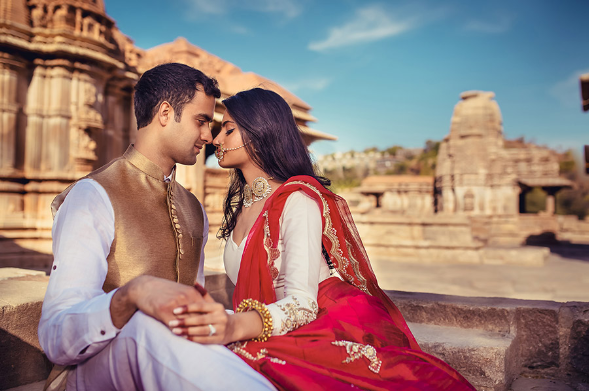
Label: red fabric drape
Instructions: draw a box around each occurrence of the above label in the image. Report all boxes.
[231,176,475,391]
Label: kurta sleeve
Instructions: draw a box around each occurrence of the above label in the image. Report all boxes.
[38,179,119,365]
[266,191,323,336]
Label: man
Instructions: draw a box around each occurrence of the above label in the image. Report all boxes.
[38,63,276,390]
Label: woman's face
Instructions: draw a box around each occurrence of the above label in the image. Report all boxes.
[213,111,251,169]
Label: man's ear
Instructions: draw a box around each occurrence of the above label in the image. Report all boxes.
[158,101,174,126]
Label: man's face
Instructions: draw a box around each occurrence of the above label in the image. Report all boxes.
[164,89,216,166]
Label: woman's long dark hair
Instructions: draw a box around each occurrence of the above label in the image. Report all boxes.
[218,88,330,240]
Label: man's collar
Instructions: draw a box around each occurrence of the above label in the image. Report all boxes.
[164,167,176,183]
[123,145,172,182]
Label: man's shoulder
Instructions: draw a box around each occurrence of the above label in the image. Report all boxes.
[88,156,127,180]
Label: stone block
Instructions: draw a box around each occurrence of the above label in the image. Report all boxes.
[0,269,46,282]
[388,291,516,333]
[408,322,517,391]
[0,275,51,390]
[558,303,589,384]
[515,307,560,370]
[510,377,575,391]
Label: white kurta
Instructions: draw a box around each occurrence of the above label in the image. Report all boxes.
[224,191,334,336]
[39,178,275,391]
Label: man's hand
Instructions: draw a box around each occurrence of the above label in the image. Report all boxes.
[110,275,204,329]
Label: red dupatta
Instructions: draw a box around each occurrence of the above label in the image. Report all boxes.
[232,175,419,350]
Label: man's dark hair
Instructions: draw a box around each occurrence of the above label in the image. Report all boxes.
[134,63,221,129]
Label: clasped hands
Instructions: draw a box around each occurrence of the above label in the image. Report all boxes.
[129,275,233,345]
[168,283,232,345]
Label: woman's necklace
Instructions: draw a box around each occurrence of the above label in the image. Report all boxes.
[243,177,273,208]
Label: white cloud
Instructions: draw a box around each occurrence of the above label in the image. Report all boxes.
[185,0,303,18]
[248,0,302,18]
[187,0,226,15]
[464,15,513,34]
[230,25,250,35]
[308,5,417,52]
[282,77,332,92]
[551,69,589,109]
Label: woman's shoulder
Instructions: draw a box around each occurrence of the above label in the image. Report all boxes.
[283,190,321,215]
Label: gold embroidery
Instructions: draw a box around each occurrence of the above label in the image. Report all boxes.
[332,340,382,374]
[284,182,369,294]
[276,297,319,334]
[262,211,280,280]
[228,341,286,365]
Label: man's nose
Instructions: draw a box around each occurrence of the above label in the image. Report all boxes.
[201,126,213,144]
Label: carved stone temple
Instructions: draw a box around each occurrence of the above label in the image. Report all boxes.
[0,0,336,268]
[435,91,573,215]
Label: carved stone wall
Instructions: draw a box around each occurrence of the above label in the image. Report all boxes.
[0,0,332,267]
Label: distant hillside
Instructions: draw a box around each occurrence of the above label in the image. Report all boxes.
[319,139,588,219]
[318,140,440,192]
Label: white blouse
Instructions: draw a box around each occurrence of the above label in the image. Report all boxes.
[224,191,333,336]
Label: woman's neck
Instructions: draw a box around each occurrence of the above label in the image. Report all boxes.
[240,166,283,200]
[241,166,273,187]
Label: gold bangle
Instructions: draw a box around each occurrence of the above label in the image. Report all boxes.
[236,298,273,342]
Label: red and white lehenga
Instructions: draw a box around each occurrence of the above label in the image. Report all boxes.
[226,175,475,391]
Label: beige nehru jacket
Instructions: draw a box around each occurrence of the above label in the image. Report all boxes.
[52,145,204,292]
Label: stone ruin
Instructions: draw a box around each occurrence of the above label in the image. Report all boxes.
[435,91,572,216]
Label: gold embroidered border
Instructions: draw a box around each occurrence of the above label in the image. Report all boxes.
[276,296,319,334]
[332,340,382,374]
[284,182,369,294]
[228,341,286,365]
[262,211,280,280]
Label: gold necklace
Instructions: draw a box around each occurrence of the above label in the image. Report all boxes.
[243,177,273,208]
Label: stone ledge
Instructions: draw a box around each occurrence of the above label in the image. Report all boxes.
[409,322,517,391]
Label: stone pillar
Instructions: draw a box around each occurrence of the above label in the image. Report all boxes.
[24,65,47,172]
[75,8,82,34]
[0,54,26,173]
[102,83,132,165]
[442,186,455,214]
[544,187,558,216]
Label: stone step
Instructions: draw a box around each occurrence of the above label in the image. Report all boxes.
[408,322,518,391]
[388,290,561,335]
[509,377,581,391]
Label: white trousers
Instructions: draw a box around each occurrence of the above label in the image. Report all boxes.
[68,311,277,391]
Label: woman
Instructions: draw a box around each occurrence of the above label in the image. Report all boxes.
[174,88,475,391]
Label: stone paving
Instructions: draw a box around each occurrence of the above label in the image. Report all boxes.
[370,251,589,302]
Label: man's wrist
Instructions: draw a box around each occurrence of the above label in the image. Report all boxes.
[110,278,142,328]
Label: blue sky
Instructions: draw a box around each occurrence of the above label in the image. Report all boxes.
[105,0,589,157]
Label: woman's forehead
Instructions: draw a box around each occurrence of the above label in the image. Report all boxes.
[221,111,234,125]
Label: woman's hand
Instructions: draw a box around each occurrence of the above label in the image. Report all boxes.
[168,284,234,345]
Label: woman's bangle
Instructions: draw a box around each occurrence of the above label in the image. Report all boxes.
[236,299,273,342]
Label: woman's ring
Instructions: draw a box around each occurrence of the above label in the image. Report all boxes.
[208,324,216,336]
